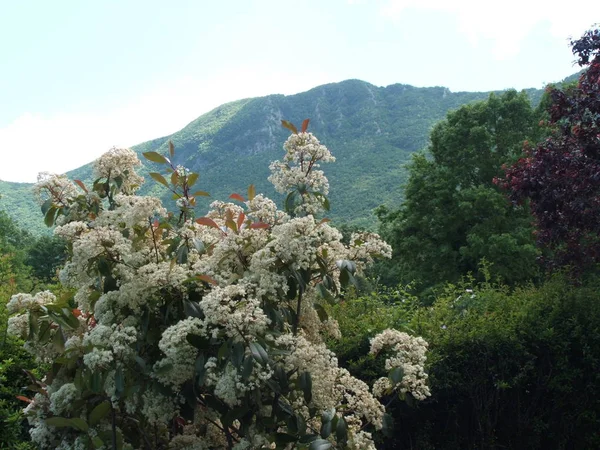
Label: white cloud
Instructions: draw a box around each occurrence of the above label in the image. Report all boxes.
[380,0,598,59]
[0,66,334,183]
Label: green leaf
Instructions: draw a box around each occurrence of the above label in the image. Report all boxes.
[218,340,230,361]
[336,416,348,443]
[89,401,111,426]
[231,342,245,368]
[315,284,335,305]
[195,353,206,373]
[176,245,188,264]
[389,366,404,384]
[382,413,394,438]
[143,152,168,164]
[41,198,53,215]
[52,326,65,351]
[46,417,89,432]
[183,299,203,319]
[275,433,297,445]
[321,407,335,423]
[247,184,256,201]
[169,140,175,158]
[320,420,332,439]
[90,371,103,393]
[187,173,199,187]
[192,190,210,197]
[299,434,319,444]
[299,371,312,404]
[285,191,298,212]
[154,363,173,375]
[45,416,71,428]
[309,439,332,450]
[249,342,269,366]
[187,334,209,349]
[241,355,254,380]
[44,206,57,227]
[149,172,169,187]
[115,366,125,398]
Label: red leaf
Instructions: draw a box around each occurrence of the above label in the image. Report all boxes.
[197,274,218,285]
[237,212,246,230]
[229,193,245,202]
[72,308,82,318]
[16,395,32,404]
[281,120,298,134]
[301,118,310,133]
[250,222,270,229]
[74,179,88,193]
[195,217,221,229]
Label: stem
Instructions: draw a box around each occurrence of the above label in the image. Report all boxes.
[110,400,118,450]
[149,218,160,264]
[293,290,303,335]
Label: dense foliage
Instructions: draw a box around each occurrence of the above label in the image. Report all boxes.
[3,28,600,450]
[331,275,600,449]
[0,210,50,449]
[377,91,541,294]
[502,27,600,270]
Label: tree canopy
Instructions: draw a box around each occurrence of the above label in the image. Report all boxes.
[377,90,541,293]
[502,27,600,271]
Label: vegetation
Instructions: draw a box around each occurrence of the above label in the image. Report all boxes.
[502,28,600,271]
[2,80,548,234]
[2,25,600,450]
[376,90,542,295]
[331,274,600,449]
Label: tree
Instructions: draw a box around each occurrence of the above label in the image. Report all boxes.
[25,235,67,283]
[7,123,430,449]
[377,90,541,293]
[502,27,600,271]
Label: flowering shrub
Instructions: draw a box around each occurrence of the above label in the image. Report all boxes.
[8,120,429,449]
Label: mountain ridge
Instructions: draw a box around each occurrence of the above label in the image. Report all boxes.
[0,78,550,233]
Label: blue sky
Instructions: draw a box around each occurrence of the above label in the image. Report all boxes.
[1,0,597,182]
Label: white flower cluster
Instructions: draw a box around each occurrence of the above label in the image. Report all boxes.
[10,129,426,449]
[34,172,79,206]
[268,132,335,216]
[282,132,336,165]
[6,291,57,339]
[93,147,144,194]
[370,329,431,401]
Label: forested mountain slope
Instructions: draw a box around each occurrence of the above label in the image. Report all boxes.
[1,79,545,233]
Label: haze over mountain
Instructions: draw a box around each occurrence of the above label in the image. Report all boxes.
[0,78,548,233]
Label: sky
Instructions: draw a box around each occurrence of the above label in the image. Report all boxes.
[1,0,598,182]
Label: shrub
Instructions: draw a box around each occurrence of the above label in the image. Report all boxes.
[7,121,430,449]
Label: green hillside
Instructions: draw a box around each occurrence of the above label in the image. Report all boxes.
[1,79,543,233]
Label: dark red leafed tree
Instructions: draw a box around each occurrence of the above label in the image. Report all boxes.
[501,26,600,270]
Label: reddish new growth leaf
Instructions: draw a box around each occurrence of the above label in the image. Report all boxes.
[229,193,245,202]
[195,217,221,230]
[301,118,310,133]
[74,179,88,193]
[500,27,600,270]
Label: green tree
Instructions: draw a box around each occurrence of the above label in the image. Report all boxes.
[377,90,541,294]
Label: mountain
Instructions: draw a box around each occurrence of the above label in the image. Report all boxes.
[0,79,546,234]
